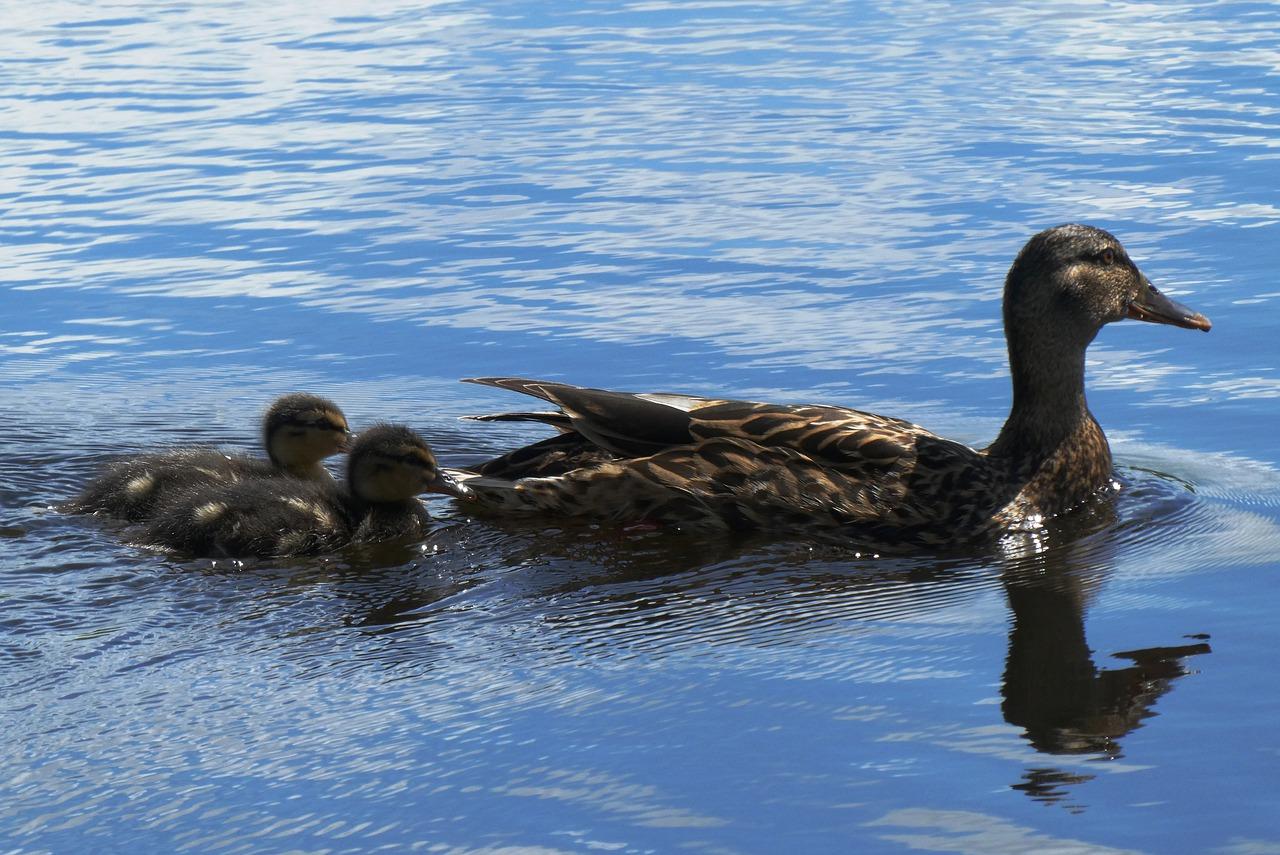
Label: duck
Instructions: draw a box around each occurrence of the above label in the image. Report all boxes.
[67,393,351,521]
[142,424,458,558]
[447,225,1212,546]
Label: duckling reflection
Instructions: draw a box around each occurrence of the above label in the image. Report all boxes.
[143,424,460,558]
[997,499,1210,804]
[67,393,351,521]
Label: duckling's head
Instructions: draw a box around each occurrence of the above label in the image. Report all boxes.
[347,424,459,504]
[263,393,351,472]
[1003,224,1211,349]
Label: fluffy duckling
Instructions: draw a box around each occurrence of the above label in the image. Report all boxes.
[143,424,458,558]
[67,393,350,521]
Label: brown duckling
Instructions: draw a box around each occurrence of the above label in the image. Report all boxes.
[67,393,350,521]
[448,225,1211,547]
[142,424,460,558]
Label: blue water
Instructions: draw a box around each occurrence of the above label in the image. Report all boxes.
[4,2,1280,852]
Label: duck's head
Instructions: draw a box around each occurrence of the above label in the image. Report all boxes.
[263,393,352,472]
[1003,224,1211,348]
[347,424,468,503]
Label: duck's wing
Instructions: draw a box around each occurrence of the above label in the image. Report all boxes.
[462,410,576,432]
[465,377,702,456]
[464,377,922,470]
[470,432,616,479]
[447,434,922,534]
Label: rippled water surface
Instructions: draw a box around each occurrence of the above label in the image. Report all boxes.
[4,2,1280,852]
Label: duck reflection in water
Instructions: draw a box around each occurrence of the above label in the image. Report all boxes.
[996,500,1210,806]
[331,478,1211,814]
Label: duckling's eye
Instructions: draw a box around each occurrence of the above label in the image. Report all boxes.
[1099,248,1116,266]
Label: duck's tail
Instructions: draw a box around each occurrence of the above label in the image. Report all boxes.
[441,469,549,513]
[462,411,574,432]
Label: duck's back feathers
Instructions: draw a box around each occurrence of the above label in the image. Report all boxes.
[466,377,700,455]
[458,435,894,530]
[686,400,914,469]
[455,427,1011,545]
[464,377,919,470]
[470,431,616,479]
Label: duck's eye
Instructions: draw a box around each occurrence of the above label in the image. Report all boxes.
[1099,248,1115,265]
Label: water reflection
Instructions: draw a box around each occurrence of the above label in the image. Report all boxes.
[997,505,1212,805]
[3,0,1280,848]
[325,476,1220,812]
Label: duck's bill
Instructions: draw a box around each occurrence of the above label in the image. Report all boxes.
[424,469,475,499]
[1129,276,1212,331]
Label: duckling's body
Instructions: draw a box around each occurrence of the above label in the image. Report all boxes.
[143,424,447,558]
[146,478,351,557]
[451,225,1211,546]
[68,393,350,522]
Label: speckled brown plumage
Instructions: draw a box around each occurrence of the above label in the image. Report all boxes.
[450,225,1211,546]
[469,431,617,479]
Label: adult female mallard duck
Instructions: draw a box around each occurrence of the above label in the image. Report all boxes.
[67,393,350,521]
[448,225,1211,546]
[143,424,457,558]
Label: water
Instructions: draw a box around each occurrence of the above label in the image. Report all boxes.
[3,1,1279,852]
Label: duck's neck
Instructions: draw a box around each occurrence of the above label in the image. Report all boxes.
[987,335,1108,471]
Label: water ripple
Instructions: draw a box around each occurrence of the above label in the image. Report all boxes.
[3,1,1280,851]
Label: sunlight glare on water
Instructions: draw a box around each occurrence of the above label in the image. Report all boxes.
[3,1,1280,853]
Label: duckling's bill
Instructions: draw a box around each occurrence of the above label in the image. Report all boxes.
[1129,275,1212,332]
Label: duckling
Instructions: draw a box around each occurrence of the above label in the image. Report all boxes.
[142,424,458,558]
[67,393,350,521]
[449,225,1212,547]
